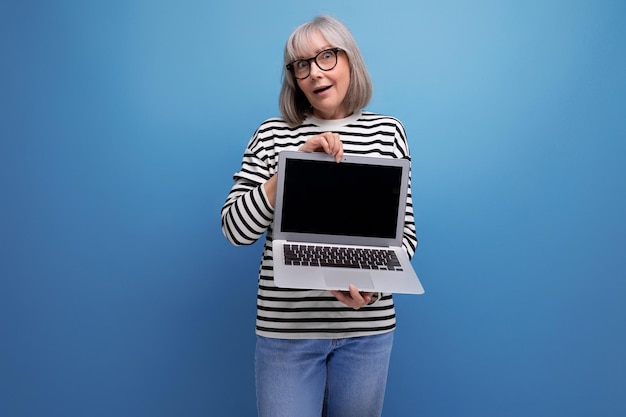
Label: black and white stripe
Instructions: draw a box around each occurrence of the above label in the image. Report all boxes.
[221,110,417,339]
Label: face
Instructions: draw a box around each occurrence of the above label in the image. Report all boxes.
[294,31,351,120]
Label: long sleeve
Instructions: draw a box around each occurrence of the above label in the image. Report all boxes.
[221,144,276,246]
[391,119,418,259]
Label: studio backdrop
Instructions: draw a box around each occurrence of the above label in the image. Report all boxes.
[1,1,625,416]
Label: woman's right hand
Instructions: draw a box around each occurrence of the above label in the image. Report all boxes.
[299,132,343,162]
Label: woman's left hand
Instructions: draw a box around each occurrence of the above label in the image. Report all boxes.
[299,132,343,162]
[329,285,374,310]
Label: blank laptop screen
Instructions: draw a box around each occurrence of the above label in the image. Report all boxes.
[280,158,403,239]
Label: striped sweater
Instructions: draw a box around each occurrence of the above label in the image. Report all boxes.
[221,110,417,339]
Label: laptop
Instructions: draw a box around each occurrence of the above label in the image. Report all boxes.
[272,151,425,294]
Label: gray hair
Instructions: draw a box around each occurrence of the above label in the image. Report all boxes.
[279,15,373,126]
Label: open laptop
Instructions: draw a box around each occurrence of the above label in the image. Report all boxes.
[272,151,424,294]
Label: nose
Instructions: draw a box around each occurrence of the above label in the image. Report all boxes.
[309,61,323,78]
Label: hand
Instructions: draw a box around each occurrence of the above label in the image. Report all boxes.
[329,284,375,310]
[263,174,278,208]
[299,132,343,162]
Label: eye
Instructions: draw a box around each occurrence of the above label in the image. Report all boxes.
[320,51,334,60]
[295,60,309,69]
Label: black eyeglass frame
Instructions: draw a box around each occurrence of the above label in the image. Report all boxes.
[286,47,342,80]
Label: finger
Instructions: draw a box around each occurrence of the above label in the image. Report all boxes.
[334,136,343,162]
[333,134,343,161]
[329,288,363,310]
[348,284,367,307]
[323,134,333,153]
[299,135,328,153]
[325,133,343,162]
[328,290,351,306]
[328,289,344,300]
[360,291,374,299]
[312,134,330,153]
[330,133,340,152]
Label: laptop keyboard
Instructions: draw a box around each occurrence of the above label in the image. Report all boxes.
[282,244,403,271]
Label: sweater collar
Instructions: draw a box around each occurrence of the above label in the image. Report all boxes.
[305,109,363,129]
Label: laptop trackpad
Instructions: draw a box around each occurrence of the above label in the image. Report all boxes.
[324,270,374,291]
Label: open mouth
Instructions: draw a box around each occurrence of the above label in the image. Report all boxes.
[313,85,332,94]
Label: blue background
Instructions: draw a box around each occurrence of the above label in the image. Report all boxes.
[1,1,625,416]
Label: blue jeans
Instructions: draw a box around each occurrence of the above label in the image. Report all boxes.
[255,332,394,417]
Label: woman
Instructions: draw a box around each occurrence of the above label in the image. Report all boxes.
[221,15,417,417]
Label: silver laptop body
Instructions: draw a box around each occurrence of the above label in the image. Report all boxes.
[272,151,424,294]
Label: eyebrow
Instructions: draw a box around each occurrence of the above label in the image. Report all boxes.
[295,45,334,60]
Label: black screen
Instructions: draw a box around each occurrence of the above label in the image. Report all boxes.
[281,159,402,239]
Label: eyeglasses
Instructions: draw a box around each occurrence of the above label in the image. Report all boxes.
[286,48,342,80]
